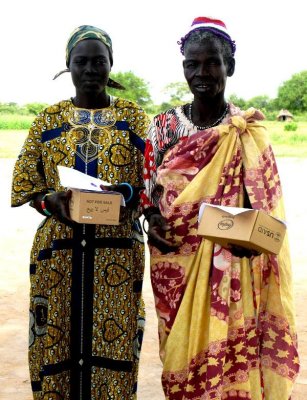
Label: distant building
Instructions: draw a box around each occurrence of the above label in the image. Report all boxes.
[277,109,294,121]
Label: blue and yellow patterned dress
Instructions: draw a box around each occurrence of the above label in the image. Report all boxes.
[11,97,150,399]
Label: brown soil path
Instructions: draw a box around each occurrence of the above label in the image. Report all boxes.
[0,158,306,399]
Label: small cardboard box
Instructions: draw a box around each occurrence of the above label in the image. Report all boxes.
[198,204,286,255]
[69,189,121,225]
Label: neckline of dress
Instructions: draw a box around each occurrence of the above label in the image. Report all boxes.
[186,103,229,130]
[177,103,233,131]
[69,95,115,111]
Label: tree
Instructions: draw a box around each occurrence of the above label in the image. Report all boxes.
[245,95,277,112]
[227,94,246,109]
[163,82,192,106]
[276,71,307,112]
[25,103,49,115]
[0,102,21,114]
[107,71,153,112]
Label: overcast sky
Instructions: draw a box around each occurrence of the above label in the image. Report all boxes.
[1,0,306,105]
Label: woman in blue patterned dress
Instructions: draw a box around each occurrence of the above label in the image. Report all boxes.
[11,25,150,399]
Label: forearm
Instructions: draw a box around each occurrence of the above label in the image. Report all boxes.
[143,206,161,221]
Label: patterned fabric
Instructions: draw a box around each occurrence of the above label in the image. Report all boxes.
[11,97,150,400]
[142,105,299,399]
[66,25,113,67]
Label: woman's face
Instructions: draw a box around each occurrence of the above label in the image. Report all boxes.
[183,39,234,101]
[69,39,111,97]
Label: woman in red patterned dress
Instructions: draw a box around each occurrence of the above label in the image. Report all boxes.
[141,16,299,400]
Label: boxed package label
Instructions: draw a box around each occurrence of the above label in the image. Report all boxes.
[198,203,286,255]
[69,189,121,225]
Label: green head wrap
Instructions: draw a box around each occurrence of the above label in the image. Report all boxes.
[54,25,125,90]
[66,25,113,67]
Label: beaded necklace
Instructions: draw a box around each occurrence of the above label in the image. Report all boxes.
[186,102,229,130]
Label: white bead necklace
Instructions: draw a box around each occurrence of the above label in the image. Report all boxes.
[186,103,229,130]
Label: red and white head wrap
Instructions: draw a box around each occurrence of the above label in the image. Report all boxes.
[178,16,236,56]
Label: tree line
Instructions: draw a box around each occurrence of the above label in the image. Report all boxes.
[1,70,306,118]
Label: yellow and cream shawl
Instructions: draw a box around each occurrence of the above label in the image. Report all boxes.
[145,105,299,399]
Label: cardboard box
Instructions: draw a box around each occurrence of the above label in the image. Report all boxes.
[69,189,121,225]
[198,204,286,255]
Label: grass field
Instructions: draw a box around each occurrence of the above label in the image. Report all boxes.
[0,114,33,130]
[1,120,307,158]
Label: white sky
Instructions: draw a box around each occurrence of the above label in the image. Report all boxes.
[1,0,306,105]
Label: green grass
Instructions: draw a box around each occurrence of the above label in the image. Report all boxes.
[263,120,307,157]
[1,120,307,159]
[271,143,307,157]
[264,120,307,141]
[0,114,33,130]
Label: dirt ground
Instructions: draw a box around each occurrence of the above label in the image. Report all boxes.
[0,158,306,399]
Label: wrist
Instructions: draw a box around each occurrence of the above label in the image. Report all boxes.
[143,206,160,222]
[41,193,53,216]
[119,182,134,203]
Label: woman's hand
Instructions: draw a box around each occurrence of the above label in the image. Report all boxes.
[100,183,134,204]
[226,244,261,258]
[147,213,179,254]
[44,191,72,223]
[100,183,128,195]
[100,184,130,223]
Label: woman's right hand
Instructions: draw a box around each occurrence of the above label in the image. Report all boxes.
[226,244,261,258]
[44,191,72,223]
[147,213,179,254]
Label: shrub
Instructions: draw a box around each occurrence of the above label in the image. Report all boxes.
[284,122,298,131]
[263,111,277,121]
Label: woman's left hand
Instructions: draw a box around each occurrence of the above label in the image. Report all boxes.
[100,184,126,195]
[100,184,133,203]
[100,184,129,223]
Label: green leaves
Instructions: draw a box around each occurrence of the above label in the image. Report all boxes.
[107,71,153,111]
[277,71,307,113]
